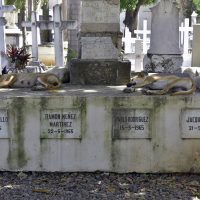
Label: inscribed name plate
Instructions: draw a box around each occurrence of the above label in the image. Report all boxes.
[112,109,151,139]
[0,109,8,138]
[41,109,81,139]
[82,1,119,24]
[181,109,200,138]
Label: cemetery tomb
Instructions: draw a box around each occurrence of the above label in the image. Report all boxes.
[1,0,200,174]
[0,88,198,173]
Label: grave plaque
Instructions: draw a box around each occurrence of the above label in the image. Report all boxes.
[41,109,81,139]
[181,109,200,138]
[0,109,8,138]
[112,109,151,139]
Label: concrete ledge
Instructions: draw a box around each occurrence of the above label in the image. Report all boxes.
[0,86,200,172]
[70,59,131,85]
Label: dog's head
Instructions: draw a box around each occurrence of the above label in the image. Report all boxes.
[127,71,148,87]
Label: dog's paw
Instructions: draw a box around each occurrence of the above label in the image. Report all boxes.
[141,88,152,95]
[126,82,136,87]
[31,85,46,91]
[123,87,135,93]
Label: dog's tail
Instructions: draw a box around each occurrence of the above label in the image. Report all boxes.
[171,77,196,96]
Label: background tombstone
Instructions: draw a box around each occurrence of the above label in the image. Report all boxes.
[5,10,22,48]
[0,0,15,72]
[70,0,130,85]
[192,24,200,67]
[143,0,183,73]
[135,39,143,72]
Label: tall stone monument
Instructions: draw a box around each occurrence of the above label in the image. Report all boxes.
[144,0,183,73]
[70,0,130,85]
[192,25,200,67]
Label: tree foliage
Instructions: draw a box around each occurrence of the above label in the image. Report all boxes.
[5,0,48,10]
[193,0,200,14]
[121,0,156,35]
[120,0,156,11]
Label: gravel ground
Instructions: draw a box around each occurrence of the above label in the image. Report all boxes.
[0,172,200,200]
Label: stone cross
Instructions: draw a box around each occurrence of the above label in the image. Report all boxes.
[22,4,77,67]
[191,11,198,26]
[0,0,15,71]
[135,39,143,72]
[134,20,151,54]
[179,18,192,54]
[22,12,40,63]
[122,27,135,53]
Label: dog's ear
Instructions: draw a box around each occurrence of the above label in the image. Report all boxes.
[195,70,199,77]
[138,71,147,78]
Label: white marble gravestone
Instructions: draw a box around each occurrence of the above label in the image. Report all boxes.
[143,0,183,73]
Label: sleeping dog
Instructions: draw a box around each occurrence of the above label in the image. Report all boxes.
[123,72,196,95]
[0,73,61,90]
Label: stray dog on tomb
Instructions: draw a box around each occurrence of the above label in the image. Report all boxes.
[0,72,61,90]
[123,71,196,95]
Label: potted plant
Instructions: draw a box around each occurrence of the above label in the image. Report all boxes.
[6,45,31,73]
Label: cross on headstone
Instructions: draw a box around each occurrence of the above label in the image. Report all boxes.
[191,11,198,26]
[135,39,143,72]
[134,20,151,54]
[0,0,15,71]
[179,18,193,54]
[122,27,135,53]
[22,12,40,63]
[22,4,77,67]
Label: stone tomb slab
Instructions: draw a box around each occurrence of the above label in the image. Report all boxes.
[0,109,8,138]
[112,109,151,139]
[41,109,81,139]
[181,109,200,138]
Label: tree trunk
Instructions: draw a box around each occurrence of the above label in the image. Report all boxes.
[18,2,27,46]
[41,3,52,44]
[123,0,148,37]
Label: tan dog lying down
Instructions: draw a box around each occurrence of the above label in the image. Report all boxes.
[123,72,196,95]
[0,73,61,90]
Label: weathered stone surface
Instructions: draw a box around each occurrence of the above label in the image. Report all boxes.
[0,87,200,172]
[70,59,131,85]
[143,54,183,73]
[81,0,120,32]
[81,37,119,59]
